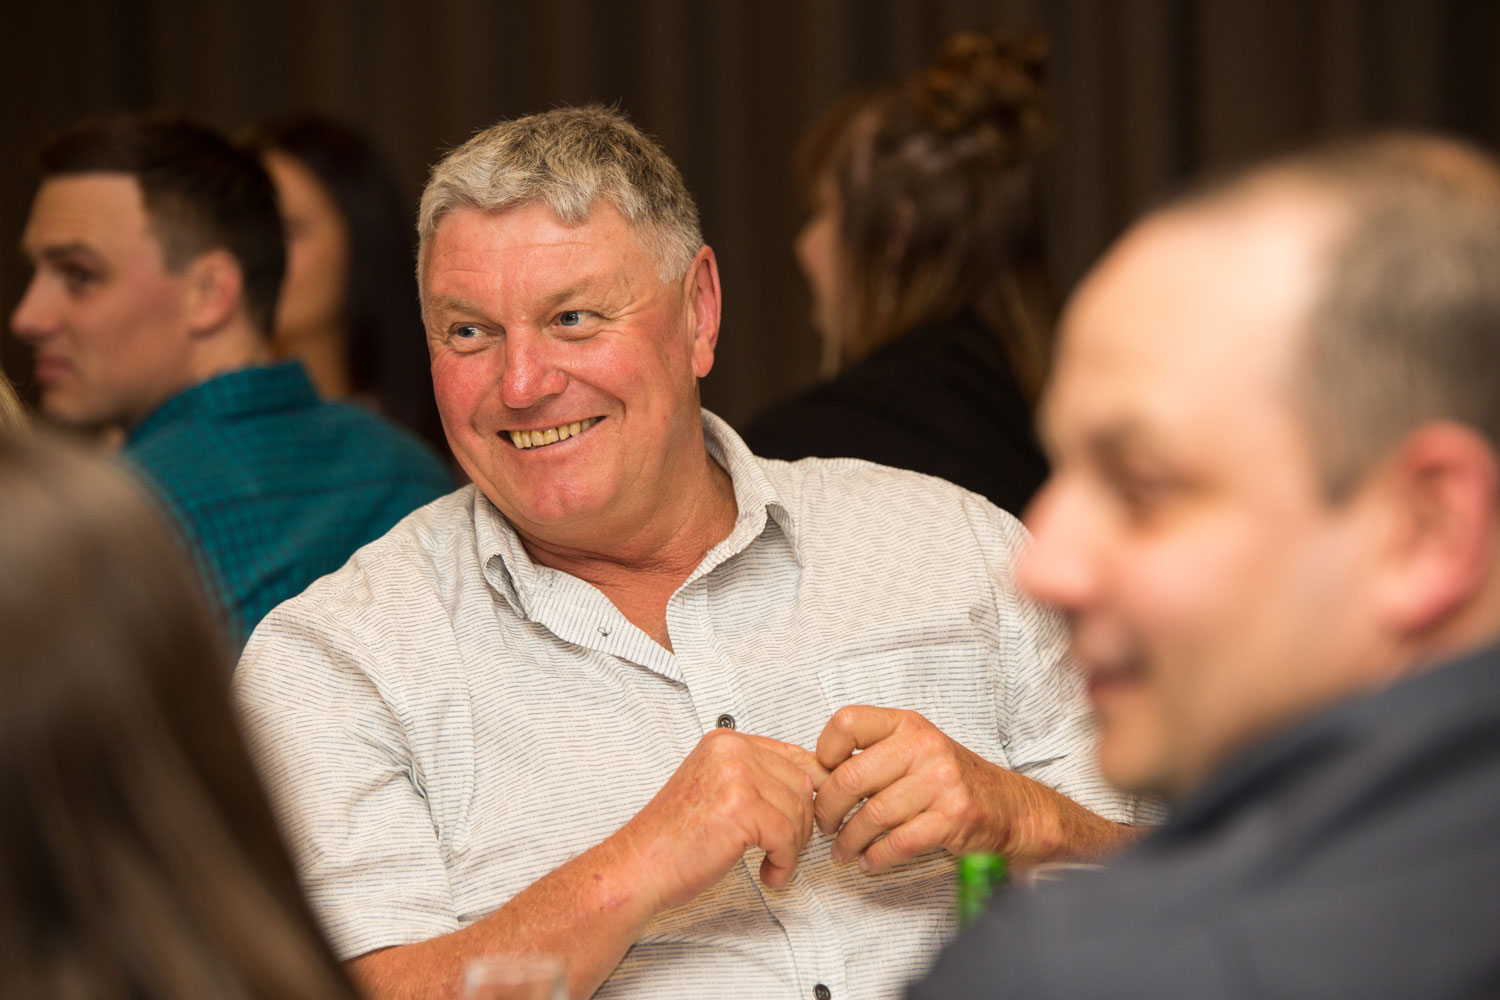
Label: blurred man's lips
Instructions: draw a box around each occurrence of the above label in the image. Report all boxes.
[1084,657,1145,702]
[506,416,601,450]
[30,356,72,383]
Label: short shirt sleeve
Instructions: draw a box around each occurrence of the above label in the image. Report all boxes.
[963,492,1163,826]
[234,597,463,959]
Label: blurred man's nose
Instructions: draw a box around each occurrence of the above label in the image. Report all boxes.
[1016,477,1101,613]
[10,274,60,343]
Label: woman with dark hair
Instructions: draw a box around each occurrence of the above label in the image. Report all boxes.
[744,31,1055,516]
[245,115,448,457]
[0,432,360,999]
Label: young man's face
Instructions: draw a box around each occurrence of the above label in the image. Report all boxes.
[1019,193,1393,802]
[12,173,198,428]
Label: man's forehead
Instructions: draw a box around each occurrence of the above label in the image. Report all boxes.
[1071,196,1335,381]
[1043,189,1343,450]
[423,199,653,304]
[430,198,642,255]
[24,172,151,249]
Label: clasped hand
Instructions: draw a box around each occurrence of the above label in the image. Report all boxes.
[620,705,1037,919]
[814,705,1030,873]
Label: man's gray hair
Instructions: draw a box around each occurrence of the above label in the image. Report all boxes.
[417,105,703,290]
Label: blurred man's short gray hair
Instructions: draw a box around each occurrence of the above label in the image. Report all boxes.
[417,105,703,291]
[1174,132,1500,501]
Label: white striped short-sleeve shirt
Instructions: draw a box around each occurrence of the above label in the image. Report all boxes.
[236,410,1150,1000]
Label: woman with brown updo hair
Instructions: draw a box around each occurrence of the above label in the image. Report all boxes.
[744,30,1055,516]
[0,432,360,999]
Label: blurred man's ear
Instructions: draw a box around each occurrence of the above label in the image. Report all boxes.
[184,249,245,336]
[1370,422,1500,635]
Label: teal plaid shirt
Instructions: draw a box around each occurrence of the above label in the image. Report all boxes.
[124,362,453,649]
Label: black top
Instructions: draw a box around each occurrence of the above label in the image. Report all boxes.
[741,314,1047,517]
[910,643,1500,999]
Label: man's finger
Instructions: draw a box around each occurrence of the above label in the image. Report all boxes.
[736,732,831,790]
[859,810,949,873]
[813,736,912,836]
[830,773,932,862]
[816,704,905,770]
[755,807,806,890]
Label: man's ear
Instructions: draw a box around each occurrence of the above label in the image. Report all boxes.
[1370,422,1500,635]
[184,249,246,336]
[682,245,721,379]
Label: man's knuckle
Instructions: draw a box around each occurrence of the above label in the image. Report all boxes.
[830,705,858,732]
[703,726,736,749]
[884,826,920,858]
[931,759,963,786]
[832,760,864,795]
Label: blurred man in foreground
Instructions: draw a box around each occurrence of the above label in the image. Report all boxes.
[237,105,1156,1000]
[913,133,1500,997]
[10,113,451,644]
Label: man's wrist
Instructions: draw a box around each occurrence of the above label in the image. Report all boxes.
[580,828,664,935]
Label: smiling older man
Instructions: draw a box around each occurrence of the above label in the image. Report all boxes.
[235,106,1155,1000]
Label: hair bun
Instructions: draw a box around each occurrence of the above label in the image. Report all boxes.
[912,30,1052,163]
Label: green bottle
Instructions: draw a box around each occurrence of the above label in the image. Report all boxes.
[956,852,1008,928]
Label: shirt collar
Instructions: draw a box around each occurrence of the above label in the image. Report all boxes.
[700,408,804,569]
[127,361,316,443]
[473,408,804,617]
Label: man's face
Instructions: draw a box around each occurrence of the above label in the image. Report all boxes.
[1018,193,1390,801]
[423,199,716,545]
[11,174,199,427]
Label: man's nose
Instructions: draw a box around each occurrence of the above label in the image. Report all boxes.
[10,274,59,343]
[499,329,568,410]
[1015,478,1100,613]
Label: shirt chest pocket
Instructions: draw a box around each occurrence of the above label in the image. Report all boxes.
[814,641,1008,768]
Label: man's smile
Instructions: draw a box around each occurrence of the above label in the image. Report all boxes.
[507,415,602,450]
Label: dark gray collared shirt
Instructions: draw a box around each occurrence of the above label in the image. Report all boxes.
[913,642,1500,999]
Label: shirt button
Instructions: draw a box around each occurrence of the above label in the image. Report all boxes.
[716,713,736,730]
[814,985,832,1000]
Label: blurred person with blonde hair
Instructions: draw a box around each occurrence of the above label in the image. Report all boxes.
[0,432,360,999]
[0,372,26,430]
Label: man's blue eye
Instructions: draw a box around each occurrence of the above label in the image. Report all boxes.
[558,310,583,327]
[453,325,480,339]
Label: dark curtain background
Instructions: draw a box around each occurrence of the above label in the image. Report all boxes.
[5,0,1500,427]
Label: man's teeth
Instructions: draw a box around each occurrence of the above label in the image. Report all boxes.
[509,417,599,450]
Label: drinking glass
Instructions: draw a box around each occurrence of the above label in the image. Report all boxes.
[461,954,567,1000]
[1014,861,1105,889]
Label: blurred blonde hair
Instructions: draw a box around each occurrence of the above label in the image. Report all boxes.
[0,434,358,999]
[0,374,27,432]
